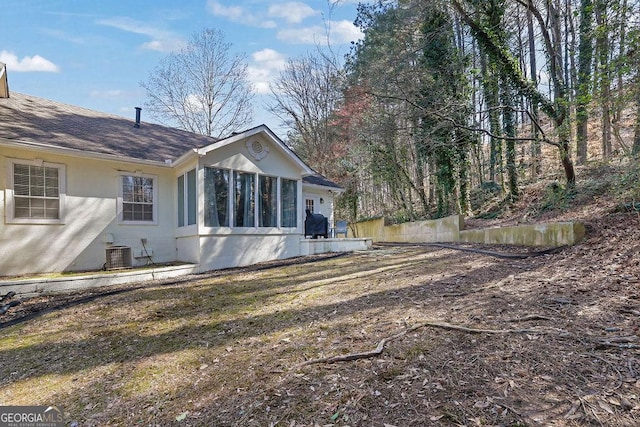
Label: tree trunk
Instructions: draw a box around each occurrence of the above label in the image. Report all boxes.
[481,51,503,184]
[527,1,541,175]
[612,0,629,153]
[502,79,518,199]
[595,0,612,158]
[452,0,576,186]
[575,0,594,164]
[634,70,640,155]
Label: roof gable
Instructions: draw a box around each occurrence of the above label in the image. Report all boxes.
[197,124,315,175]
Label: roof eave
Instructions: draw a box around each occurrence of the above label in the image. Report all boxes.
[170,149,199,168]
[0,138,175,168]
[302,182,345,193]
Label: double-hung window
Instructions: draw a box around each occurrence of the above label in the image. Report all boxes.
[8,160,65,223]
[119,174,157,224]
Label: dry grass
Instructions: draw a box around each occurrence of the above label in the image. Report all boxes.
[1,249,475,426]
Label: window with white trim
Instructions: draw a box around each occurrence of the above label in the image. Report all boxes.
[203,167,299,229]
[258,175,277,227]
[119,174,157,223]
[234,171,255,227]
[305,198,315,214]
[177,169,197,227]
[7,159,65,223]
[204,167,230,227]
[281,179,297,227]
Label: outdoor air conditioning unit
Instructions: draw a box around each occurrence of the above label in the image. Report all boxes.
[105,246,132,270]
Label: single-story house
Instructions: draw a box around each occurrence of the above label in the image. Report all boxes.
[0,65,367,277]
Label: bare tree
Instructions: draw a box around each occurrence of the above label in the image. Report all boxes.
[141,28,254,138]
[267,51,343,176]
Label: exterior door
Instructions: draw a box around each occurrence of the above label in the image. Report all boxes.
[305,197,318,214]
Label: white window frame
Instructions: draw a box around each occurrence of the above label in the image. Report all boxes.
[202,167,301,232]
[5,158,66,224]
[258,174,278,228]
[117,173,158,225]
[177,169,197,227]
[280,178,299,229]
[203,166,232,228]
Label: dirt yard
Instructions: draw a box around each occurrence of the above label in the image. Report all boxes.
[1,175,640,425]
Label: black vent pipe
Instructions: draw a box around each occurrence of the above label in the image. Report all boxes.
[134,107,142,127]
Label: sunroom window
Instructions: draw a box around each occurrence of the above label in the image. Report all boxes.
[259,175,277,227]
[203,168,298,229]
[281,179,297,227]
[234,171,255,227]
[204,167,230,227]
[178,169,197,227]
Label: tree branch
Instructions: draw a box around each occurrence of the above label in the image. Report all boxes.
[293,321,548,369]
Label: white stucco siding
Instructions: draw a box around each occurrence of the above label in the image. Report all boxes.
[200,135,302,179]
[199,234,300,271]
[176,235,200,264]
[1,146,178,276]
[303,188,336,225]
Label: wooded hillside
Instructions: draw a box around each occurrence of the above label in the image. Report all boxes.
[269,0,640,224]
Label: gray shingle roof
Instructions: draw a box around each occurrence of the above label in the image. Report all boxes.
[0,92,217,163]
[302,173,343,190]
[1,92,345,191]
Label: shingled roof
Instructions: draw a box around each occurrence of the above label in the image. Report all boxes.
[0,92,216,163]
[1,91,345,191]
[302,173,344,191]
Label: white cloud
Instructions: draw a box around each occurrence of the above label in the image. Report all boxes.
[206,0,277,28]
[41,29,87,45]
[207,0,244,20]
[0,51,60,72]
[97,17,186,52]
[248,48,287,94]
[268,2,319,24]
[90,89,124,99]
[328,19,364,43]
[253,48,288,70]
[141,39,185,52]
[277,20,363,45]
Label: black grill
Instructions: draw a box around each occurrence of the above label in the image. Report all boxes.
[304,210,328,239]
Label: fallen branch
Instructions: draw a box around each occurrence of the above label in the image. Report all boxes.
[294,321,547,369]
[507,314,555,322]
[0,300,21,316]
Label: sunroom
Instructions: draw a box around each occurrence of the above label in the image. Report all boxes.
[173,125,344,271]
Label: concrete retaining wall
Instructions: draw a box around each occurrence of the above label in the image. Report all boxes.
[355,215,585,247]
[459,222,585,246]
[299,237,373,256]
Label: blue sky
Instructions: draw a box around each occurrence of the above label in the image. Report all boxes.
[2,0,364,134]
